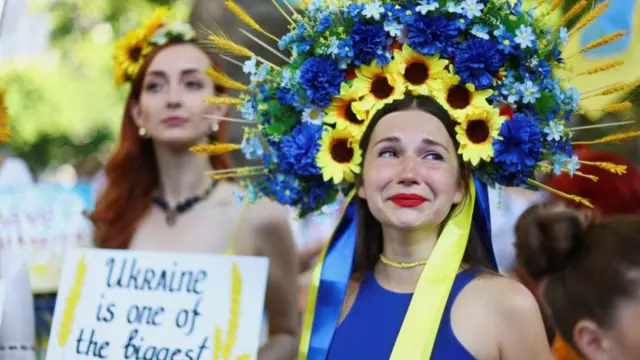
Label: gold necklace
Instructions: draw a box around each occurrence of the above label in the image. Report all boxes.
[379,254,428,269]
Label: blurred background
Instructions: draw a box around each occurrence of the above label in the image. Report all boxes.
[0,0,639,180]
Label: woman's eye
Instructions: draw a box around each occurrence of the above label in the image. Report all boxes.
[185,80,204,90]
[144,82,161,92]
[423,152,444,161]
[379,149,397,158]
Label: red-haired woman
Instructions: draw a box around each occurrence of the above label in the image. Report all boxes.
[90,11,299,360]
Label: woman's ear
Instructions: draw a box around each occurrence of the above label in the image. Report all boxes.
[452,175,466,205]
[573,319,611,360]
[131,101,143,128]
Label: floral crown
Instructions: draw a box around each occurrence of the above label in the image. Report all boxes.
[113,8,197,87]
[191,0,639,217]
[0,89,10,143]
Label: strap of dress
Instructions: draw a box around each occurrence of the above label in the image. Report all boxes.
[225,196,251,255]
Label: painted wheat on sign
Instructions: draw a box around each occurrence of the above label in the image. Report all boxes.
[57,255,88,349]
[213,262,251,360]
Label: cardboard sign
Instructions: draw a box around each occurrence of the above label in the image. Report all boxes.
[0,279,5,327]
[46,249,268,360]
[0,183,94,294]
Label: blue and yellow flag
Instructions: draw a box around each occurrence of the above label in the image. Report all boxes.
[564,0,640,119]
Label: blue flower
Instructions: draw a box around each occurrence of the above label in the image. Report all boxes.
[241,136,264,160]
[298,57,345,108]
[407,15,459,57]
[279,123,323,177]
[460,0,485,18]
[416,0,439,14]
[514,25,535,49]
[240,98,257,121]
[558,27,569,47]
[497,32,517,55]
[454,39,504,90]
[326,37,340,58]
[543,119,564,142]
[384,20,403,38]
[318,15,333,33]
[493,113,542,186]
[276,87,301,108]
[301,178,337,211]
[517,79,541,104]
[346,3,365,18]
[552,154,568,175]
[471,24,489,39]
[269,174,302,205]
[350,21,391,66]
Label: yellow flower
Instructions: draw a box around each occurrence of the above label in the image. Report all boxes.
[351,61,405,119]
[316,127,362,184]
[324,83,369,138]
[141,7,168,38]
[434,72,493,122]
[388,44,449,96]
[455,107,505,166]
[0,89,9,143]
[113,29,150,85]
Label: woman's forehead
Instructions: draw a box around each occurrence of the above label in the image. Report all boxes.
[370,110,453,147]
[147,44,211,74]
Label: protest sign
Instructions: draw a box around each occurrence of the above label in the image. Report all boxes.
[0,183,94,293]
[46,248,268,360]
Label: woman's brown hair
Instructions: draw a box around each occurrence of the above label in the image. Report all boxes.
[91,42,231,249]
[352,95,492,276]
[516,205,640,350]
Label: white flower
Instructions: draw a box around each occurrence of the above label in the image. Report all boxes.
[416,0,439,14]
[559,27,569,47]
[243,57,258,74]
[302,107,325,125]
[461,0,484,18]
[471,24,490,39]
[362,1,385,20]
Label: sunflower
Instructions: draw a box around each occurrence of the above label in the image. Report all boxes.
[324,83,369,137]
[434,72,493,123]
[113,29,151,85]
[141,7,168,39]
[388,44,449,96]
[351,61,405,119]
[455,107,505,166]
[316,127,363,184]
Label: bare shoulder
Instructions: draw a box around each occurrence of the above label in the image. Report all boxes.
[452,272,552,360]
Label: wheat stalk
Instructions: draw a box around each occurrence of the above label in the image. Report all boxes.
[582,81,640,99]
[190,143,242,156]
[207,35,254,58]
[578,31,627,54]
[224,263,242,359]
[576,60,624,76]
[573,131,640,145]
[224,0,280,42]
[570,0,610,35]
[206,68,250,92]
[527,179,594,208]
[579,160,628,175]
[206,96,245,105]
[557,0,588,28]
[589,102,633,113]
[57,255,88,348]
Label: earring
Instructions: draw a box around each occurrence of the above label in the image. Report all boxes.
[138,127,147,137]
[211,122,219,133]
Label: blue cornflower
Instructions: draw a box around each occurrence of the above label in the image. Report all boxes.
[362,1,385,20]
[298,57,345,108]
[407,15,459,57]
[493,112,542,186]
[454,38,504,90]
[552,42,565,64]
[294,40,314,55]
[515,25,535,49]
[471,24,490,39]
[279,123,323,177]
[241,136,264,160]
[350,21,391,66]
[416,0,439,14]
[276,87,301,108]
[517,80,541,104]
[346,3,365,18]
[461,0,485,18]
[303,179,337,211]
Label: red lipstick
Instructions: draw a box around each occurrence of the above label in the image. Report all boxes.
[389,193,427,208]
[163,116,187,127]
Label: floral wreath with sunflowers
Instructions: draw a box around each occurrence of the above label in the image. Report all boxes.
[185,0,638,218]
[113,8,196,87]
[0,89,10,143]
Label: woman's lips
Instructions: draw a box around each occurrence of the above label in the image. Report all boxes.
[163,116,187,127]
[389,193,427,208]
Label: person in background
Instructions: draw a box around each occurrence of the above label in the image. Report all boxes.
[88,10,299,360]
[516,205,640,360]
[514,146,640,359]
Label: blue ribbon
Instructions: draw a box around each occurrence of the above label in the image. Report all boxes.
[473,177,497,270]
[307,200,358,360]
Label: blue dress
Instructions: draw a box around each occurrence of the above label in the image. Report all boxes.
[327,268,479,359]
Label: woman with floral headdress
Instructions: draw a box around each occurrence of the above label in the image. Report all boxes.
[90,9,299,359]
[195,0,639,358]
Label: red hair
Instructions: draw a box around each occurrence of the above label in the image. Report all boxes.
[91,43,232,249]
[545,146,640,216]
